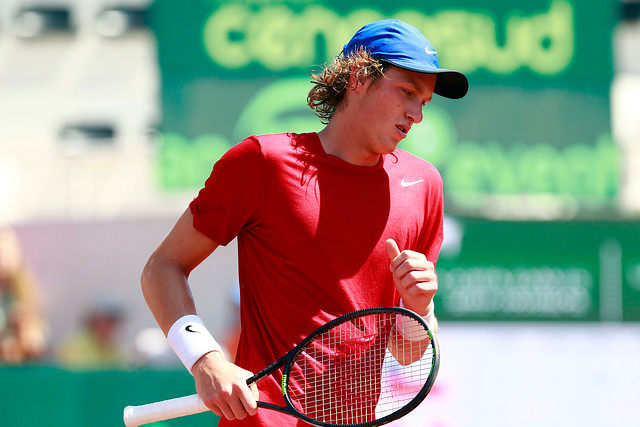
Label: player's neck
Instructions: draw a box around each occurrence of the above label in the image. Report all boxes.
[317,119,381,167]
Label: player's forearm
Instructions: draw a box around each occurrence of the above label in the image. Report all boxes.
[141,255,197,335]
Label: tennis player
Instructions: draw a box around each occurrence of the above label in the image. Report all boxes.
[141,19,468,426]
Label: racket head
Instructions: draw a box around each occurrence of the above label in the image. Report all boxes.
[280,307,439,427]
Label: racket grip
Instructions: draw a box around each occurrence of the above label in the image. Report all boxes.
[123,393,208,427]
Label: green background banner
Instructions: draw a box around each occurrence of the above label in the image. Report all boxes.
[435,219,640,322]
[149,0,619,219]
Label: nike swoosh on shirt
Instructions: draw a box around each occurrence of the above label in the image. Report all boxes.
[401,179,424,187]
[185,325,200,333]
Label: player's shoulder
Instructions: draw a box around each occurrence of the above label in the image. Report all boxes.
[251,132,313,149]
[388,148,442,181]
[231,132,310,159]
[223,132,299,158]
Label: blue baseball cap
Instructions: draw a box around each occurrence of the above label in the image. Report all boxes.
[344,19,468,99]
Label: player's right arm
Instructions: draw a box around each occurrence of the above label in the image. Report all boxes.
[141,208,258,420]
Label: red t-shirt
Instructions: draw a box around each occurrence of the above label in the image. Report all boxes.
[189,132,443,426]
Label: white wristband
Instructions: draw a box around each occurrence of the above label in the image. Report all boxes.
[422,302,436,330]
[399,299,436,330]
[167,315,223,374]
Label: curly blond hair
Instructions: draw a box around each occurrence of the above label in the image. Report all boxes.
[307,48,387,124]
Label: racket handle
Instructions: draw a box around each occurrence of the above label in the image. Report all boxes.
[123,393,207,427]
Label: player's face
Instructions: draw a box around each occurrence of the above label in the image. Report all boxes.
[354,66,437,156]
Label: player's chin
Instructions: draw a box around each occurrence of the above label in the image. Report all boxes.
[380,136,403,153]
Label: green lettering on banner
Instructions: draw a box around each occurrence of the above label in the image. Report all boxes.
[200,0,574,76]
[438,266,594,318]
[158,133,230,190]
[440,134,619,214]
[203,4,252,69]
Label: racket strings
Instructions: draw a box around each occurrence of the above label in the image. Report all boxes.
[287,312,434,425]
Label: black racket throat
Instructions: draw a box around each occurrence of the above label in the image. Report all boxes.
[246,307,440,427]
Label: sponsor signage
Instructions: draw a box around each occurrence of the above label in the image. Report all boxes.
[149,0,619,219]
[436,219,640,321]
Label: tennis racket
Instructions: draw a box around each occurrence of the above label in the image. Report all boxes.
[123,306,439,427]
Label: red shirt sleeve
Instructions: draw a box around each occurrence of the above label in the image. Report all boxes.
[189,137,264,246]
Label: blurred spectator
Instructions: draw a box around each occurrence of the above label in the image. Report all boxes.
[130,279,242,368]
[131,326,178,368]
[57,298,127,370]
[0,227,48,364]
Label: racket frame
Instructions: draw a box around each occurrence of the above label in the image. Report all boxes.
[249,306,440,427]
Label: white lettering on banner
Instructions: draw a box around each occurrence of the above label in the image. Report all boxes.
[438,266,593,317]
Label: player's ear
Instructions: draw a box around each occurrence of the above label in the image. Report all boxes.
[348,65,372,95]
[347,65,360,90]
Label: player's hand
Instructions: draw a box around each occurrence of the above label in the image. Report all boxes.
[386,238,437,316]
[192,351,259,420]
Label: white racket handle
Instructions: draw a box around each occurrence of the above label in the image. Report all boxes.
[123,393,207,426]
